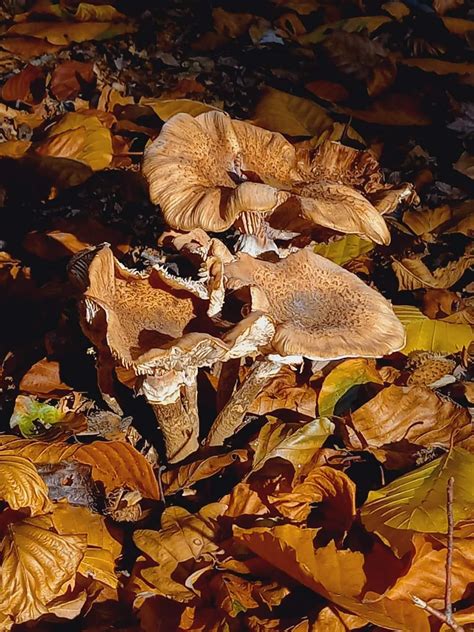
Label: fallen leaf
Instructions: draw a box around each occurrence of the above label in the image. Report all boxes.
[394,305,473,354]
[0,140,31,158]
[300,16,391,45]
[250,417,335,474]
[350,385,471,450]
[361,447,474,533]
[212,8,253,38]
[1,64,45,104]
[140,97,221,121]
[392,251,474,290]
[0,452,52,516]
[10,395,65,437]
[313,235,374,266]
[402,205,452,236]
[318,359,383,417]
[19,358,73,396]
[222,482,270,517]
[249,365,317,418]
[305,80,349,103]
[401,58,474,75]
[454,151,474,179]
[5,21,135,46]
[252,86,334,137]
[340,93,431,126]
[50,60,95,100]
[209,572,259,617]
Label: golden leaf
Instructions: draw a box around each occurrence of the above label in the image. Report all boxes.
[392,252,474,290]
[0,517,86,624]
[0,436,161,499]
[300,16,391,45]
[251,86,334,136]
[351,384,472,450]
[402,205,452,236]
[393,305,473,354]
[140,97,222,121]
[0,140,31,158]
[0,452,52,516]
[132,504,226,602]
[313,235,374,266]
[361,447,474,533]
[318,359,383,417]
[250,417,335,474]
[209,572,259,617]
[6,21,135,46]
[221,482,270,518]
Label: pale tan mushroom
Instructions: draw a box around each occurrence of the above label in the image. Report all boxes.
[143,111,416,251]
[72,245,274,462]
[207,247,405,445]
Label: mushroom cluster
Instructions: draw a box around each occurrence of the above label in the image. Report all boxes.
[73,110,412,462]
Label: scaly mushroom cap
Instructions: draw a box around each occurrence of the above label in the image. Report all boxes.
[79,246,274,379]
[224,248,406,360]
[143,112,416,245]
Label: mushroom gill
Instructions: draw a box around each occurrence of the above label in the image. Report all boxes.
[143,111,416,251]
[72,245,274,462]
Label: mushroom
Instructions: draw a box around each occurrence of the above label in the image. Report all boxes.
[206,247,405,445]
[143,111,416,253]
[71,245,274,462]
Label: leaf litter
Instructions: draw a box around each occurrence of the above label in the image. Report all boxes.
[0,0,473,630]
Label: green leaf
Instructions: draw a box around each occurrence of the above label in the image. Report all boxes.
[361,448,474,534]
[313,235,374,266]
[318,359,383,417]
[393,305,473,354]
[10,395,64,438]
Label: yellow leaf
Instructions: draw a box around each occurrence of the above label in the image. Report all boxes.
[393,305,473,354]
[300,16,391,45]
[382,1,410,19]
[441,16,474,35]
[6,21,135,45]
[361,448,474,533]
[73,3,126,22]
[401,58,474,75]
[251,86,334,136]
[0,452,52,516]
[318,359,383,417]
[0,517,86,624]
[0,140,31,157]
[140,97,222,121]
[250,417,335,473]
[313,234,374,266]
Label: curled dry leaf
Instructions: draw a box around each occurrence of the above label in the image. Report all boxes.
[162,449,248,495]
[0,452,52,516]
[222,482,270,518]
[249,365,317,418]
[350,385,471,451]
[131,503,226,603]
[268,465,356,531]
[19,357,73,397]
[0,516,87,624]
[392,250,474,290]
[0,436,160,500]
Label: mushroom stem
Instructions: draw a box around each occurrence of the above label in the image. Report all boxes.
[235,211,278,256]
[206,359,281,447]
[150,381,200,463]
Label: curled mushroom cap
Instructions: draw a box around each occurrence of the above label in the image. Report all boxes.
[143,111,416,248]
[224,248,406,360]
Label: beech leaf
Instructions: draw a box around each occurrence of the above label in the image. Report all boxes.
[0,452,52,516]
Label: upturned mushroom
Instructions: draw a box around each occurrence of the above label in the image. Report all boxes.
[206,247,405,445]
[70,244,274,462]
[143,111,416,253]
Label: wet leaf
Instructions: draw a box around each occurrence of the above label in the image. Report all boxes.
[361,447,474,533]
[318,359,383,417]
[0,452,52,516]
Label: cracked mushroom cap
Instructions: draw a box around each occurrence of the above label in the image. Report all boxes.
[143,112,415,246]
[224,248,406,360]
[78,245,275,380]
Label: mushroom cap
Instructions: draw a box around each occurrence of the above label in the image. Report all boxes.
[80,245,274,377]
[224,248,406,360]
[143,112,415,246]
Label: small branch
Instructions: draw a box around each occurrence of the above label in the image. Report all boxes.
[412,596,465,632]
[445,476,455,625]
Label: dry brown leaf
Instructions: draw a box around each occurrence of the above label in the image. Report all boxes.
[0,452,52,516]
[222,482,270,518]
[50,60,95,100]
[268,465,356,531]
[249,365,317,418]
[341,93,431,126]
[131,504,226,602]
[162,450,248,495]
[312,606,368,631]
[433,0,464,15]
[0,515,86,624]
[403,205,452,236]
[0,36,63,58]
[350,385,471,451]
[392,251,474,290]
[305,80,349,103]
[209,572,260,617]
[0,436,160,499]
[212,7,254,38]
[1,64,45,104]
[421,288,462,319]
[19,358,73,396]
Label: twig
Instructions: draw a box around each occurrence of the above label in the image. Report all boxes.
[445,476,455,625]
[412,597,464,632]
[412,476,465,632]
